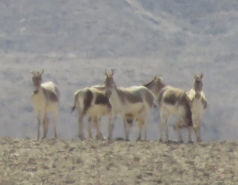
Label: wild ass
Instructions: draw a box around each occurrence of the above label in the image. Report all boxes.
[31,69,60,139]
[144,76,194,143]
[71,85,111,140]
[71,84,139,140]
[184,73,207,142]
[104,69,154,141]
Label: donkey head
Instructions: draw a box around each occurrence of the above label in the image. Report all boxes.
[30,69,44,87]
[154,76,165,91]
[144,76,165,97]
[194,73,203,92]
[104,69,115,98]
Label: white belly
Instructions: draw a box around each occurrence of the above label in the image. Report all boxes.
[164,103,186,117]
[111,100,144,117]
[32,93,46,112]
[124,102,144,114]
[32,92,58,112]
[87,105,109,117]
[191,99,204,114]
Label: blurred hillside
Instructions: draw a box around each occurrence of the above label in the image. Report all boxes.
[0,0,237,141]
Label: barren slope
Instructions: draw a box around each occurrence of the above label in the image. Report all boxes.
[0,0,238,141]
[0,138,237,185]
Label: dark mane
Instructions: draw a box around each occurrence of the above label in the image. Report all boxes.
[143,79,155,88]
[93,85,106,91]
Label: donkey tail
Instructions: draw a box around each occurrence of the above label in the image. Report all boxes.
[71,90,80,113]
[71,105,76,113]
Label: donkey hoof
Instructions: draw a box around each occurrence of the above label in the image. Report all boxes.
[159,139,163,143]
[164,139,170,143]
[96,134,104,140]
[166,140,174,144]
[78,135,85,140]
[178,140,184,144]
[95,135,100,140]
[187,140,193,144]
[136,137,141,142]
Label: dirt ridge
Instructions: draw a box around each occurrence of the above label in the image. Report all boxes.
[0,137,237,184]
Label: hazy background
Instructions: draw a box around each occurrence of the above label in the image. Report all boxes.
[0,0,237,141]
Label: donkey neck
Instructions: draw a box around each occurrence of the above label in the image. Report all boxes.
[33,84,47,96]
[109,84,125,113]
[110,84,120,102]
[193,82,203,93]
[192,88,203,100]
[33,85,47,97]
[33,84,42,94]
[149,82,166,97]
[158,83,166,93]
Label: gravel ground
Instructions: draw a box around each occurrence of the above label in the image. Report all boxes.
[0,137,237,185]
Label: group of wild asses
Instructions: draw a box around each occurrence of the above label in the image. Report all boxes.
[31,69,207,143]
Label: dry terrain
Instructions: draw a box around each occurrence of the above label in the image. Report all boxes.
[1,1,238,183]
[0,0,238,142]
[0,137,237,185]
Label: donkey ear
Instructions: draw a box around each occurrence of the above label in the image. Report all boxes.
[158,76,163,81]
[200,73,203,79]
[104,69,107,76]
[111,69,115,75]
[30,71,35,75]
[41,69,44,75]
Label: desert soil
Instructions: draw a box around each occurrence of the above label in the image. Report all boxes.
[0,137,237,185]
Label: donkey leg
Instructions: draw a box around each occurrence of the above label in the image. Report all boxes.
[108,115,116,140]
[160,109,170,142]
[164,113,172,143]
[106,114,112,140]
[95,118,104,140]
[159,108,166,142]
[36,112,41,139]
[159,117,165,142]
[87,117,93,140]
[187,114,196,143]
[187,127,192,143]
[195,121,202,142]
[53,111,58,139]
[136,119,143,141]
[197,117,202,142]
[108,122,115,140]
[177,129,183,143]
[78,115,85,140]
[144,126,147,141]
[143,108,151,141]
[175,119,184,143]
[196,128,202,142]
[165,121,169,143]
[193,115,202,142]
[107,118,112,140]
[43,112,49,139]
[123,118,130,141]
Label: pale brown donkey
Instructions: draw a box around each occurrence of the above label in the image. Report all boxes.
[31,69,60,139]
[104,69,155,141]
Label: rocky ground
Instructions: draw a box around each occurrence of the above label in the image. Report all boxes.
[0,137,237,185]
